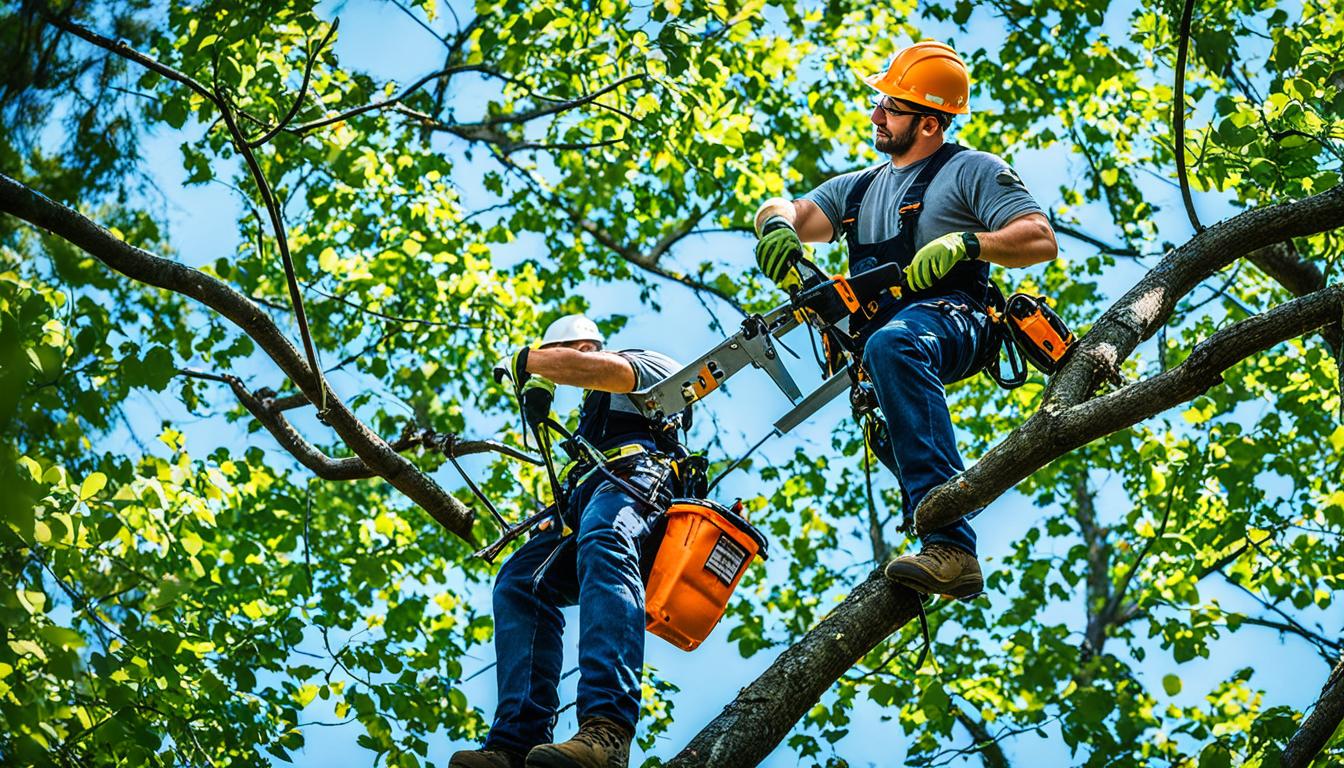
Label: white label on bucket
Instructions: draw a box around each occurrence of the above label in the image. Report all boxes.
[704,534,748,585]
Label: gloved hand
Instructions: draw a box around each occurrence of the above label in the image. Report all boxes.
[905,232,980,291]
[519,376,555,428]
[754,215,804,286]
[492,348,531,386]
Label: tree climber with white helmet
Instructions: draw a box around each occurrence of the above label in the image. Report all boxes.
[452,314,684,768]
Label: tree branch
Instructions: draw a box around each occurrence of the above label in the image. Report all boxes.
[492,153,747,315]
[246,20,340,147]
[0,173,477,541]
[43,14,219,107]
[287,64,495,135]
[950,708,1013,768]
[1047,183,1344,409]
[452,72,645,128]
[1282,654,1344,768]
[665,572,923,767]
[1246,239,1341,355]
[916,282,1344,533]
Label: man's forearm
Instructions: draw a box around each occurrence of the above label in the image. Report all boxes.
[976,213,1058,268]
[525,348,636,392]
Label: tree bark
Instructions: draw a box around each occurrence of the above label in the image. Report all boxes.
[1282,654,1344,768]
[665,571,922,767]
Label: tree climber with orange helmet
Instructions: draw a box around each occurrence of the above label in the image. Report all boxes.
[753,42,1057,598]
[451,314,684,768]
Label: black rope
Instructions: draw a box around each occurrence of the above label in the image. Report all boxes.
[445,438,510,531]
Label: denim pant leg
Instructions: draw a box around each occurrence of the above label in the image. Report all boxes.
[862,300,987,556]
[485,527,574,753]
[573,482,651,731]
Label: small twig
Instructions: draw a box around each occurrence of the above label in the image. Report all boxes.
[1173,0,1205,233]
[1049,215,1144,258]
[247,20,340,147]
[288,64,494,135]
[387,0,450,45]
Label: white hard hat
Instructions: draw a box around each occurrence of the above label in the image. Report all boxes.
[540,314,604,347]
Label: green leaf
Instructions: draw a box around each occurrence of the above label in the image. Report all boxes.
[1162,674,1182,696]
[17,589,47,614]
[1199,743,1232,768]
[79,472,108,500]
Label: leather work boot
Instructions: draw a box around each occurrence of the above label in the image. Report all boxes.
[884,543,984,599]
[526,717,633,768]
[448,747,526,768]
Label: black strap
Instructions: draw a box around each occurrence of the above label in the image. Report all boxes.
[839,166,884,247]
[893,143,967,260]
[839,143,968,259]
[981,282,1027,390]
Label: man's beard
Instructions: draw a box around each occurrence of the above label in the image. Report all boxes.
[875,120,920,155]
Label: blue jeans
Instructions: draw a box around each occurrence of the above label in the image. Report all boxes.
[862,296,989,556]
[484,461,665,753]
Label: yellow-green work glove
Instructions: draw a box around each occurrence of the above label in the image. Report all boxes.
[905,231,981,291]
[754,215,804,286]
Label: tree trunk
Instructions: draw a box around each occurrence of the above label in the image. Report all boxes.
[665,571,922,767]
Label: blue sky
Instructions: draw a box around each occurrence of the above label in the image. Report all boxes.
[80,0,1341,765]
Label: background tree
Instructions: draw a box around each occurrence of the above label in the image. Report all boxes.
[1,0,1340,766]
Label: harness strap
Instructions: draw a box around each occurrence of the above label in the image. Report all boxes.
[840,143,968,261]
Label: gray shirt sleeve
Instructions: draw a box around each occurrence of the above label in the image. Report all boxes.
[616,349,681,390]
[608,349,682,417]
[949,151,1043,232]
[799,166,880,243]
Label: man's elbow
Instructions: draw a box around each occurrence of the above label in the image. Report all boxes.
[1034,218,1058,264]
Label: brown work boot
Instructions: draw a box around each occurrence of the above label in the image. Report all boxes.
[884,543,984,599]
[449,747,526,768]
[525,717,633,768]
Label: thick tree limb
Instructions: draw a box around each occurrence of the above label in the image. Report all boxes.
[916,283,1343,533]
[907,184,1344,535]
[1045,183,1344,409]
[1246,240,1341,354]
[664,572,922,767]
[1282,654,1344,768]
[0,173,477,540]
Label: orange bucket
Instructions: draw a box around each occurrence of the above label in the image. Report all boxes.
[642,499,768,651]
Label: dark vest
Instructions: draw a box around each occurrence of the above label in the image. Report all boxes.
[840,143,991,340]
[573,390,689,455]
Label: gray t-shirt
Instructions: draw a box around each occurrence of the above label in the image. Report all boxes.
[801,149,1043,249]
[608,348,680,416]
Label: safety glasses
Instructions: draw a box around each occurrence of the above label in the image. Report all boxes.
[870,95,931,120]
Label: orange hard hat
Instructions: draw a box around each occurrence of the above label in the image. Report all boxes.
[860,41,970,115]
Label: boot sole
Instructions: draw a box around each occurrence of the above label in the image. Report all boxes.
[884,562,984,600]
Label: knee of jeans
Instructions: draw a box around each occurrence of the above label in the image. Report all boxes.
[863,321,929,372]
[577,508,643,561]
